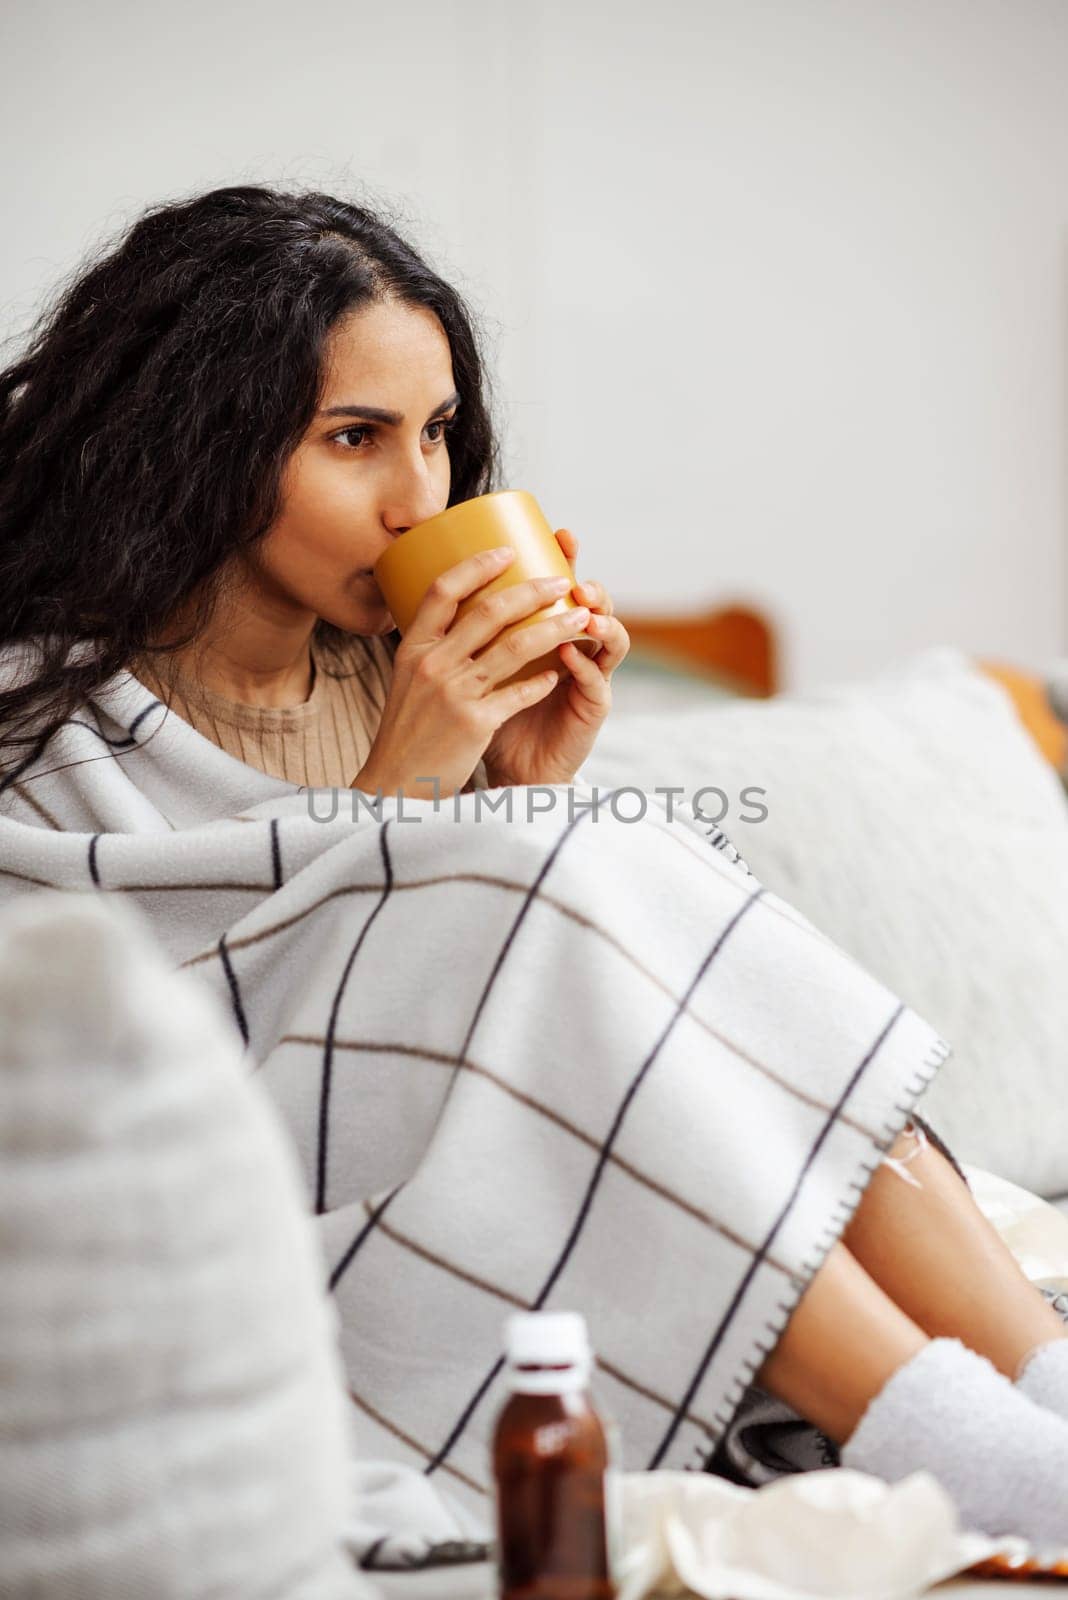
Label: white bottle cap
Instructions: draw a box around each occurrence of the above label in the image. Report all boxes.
[503,1311,592,1391]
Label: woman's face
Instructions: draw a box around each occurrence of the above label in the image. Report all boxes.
[245,297,458,636]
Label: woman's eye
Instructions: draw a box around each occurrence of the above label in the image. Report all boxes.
[333,416,457,452]
[425,416,458,444]
[335,425,372,450]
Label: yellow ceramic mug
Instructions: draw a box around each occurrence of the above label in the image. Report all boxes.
[372,490,601,689]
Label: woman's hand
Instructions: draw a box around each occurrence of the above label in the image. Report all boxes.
[481,527,630,788]
[352,545,598,800]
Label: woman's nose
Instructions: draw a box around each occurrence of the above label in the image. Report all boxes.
[381,466,447,536]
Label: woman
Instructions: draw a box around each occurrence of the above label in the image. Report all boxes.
[1,185,1066,1544]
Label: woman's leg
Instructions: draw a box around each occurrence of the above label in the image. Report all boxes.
[752,1185,1068,1542]
[756,1124,1067,1443]
[755,1239,928,1442]
[769,1255,1068,1547]
[842,1124,1067,1379]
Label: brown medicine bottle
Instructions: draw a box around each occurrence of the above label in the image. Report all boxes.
[492,1311,618,1600]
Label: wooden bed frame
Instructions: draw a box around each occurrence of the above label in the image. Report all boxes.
[616,603,1067,770]
[616,603,779,698]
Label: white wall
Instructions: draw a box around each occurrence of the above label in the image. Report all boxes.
[2,0,1066,688]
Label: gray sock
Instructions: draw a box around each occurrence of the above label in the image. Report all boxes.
[841,1337,1068,1545]
[1017,1337,1068,1423]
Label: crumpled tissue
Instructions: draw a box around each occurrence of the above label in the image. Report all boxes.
[344,1461,1001,1600]
[615,1467,997,1600]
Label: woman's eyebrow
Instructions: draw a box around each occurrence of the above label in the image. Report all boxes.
[319,390,461,423]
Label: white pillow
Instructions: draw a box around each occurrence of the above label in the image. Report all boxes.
[585,648,1068,1197]
[0,891,365,1599]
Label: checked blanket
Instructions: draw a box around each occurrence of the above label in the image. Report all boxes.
[0,658,951,1519]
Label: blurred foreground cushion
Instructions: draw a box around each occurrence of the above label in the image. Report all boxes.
[0,892,365,1599]
[585,647,1068,1198]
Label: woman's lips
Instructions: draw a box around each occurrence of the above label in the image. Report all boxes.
[356,570,390,611]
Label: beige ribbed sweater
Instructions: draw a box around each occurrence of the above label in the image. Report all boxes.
[134,633,398,789]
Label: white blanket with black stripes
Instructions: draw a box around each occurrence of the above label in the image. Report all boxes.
[0,660,951,1521]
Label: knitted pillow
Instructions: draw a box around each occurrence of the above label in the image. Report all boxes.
[0,891,365,1599]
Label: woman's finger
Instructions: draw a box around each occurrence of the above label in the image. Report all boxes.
[560,639,611,695]
[582,615,628,672]
[555,527,580,565]
[571,579,613,617]
[404,546,517,645]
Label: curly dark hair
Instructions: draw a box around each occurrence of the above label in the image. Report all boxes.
[0,183,501,775]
